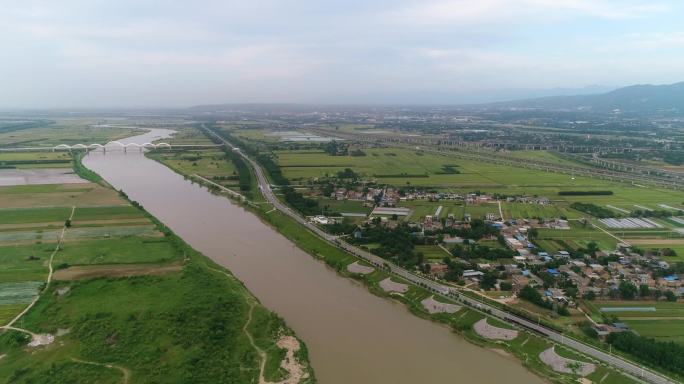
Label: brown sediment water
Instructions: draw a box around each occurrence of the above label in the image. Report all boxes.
[84,129,543,384]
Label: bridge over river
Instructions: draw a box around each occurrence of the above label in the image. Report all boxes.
[0,141,222,153]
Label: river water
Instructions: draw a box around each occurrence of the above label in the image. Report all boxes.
[84,129,543,384]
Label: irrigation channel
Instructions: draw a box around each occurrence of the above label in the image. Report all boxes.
[84,129,543,384]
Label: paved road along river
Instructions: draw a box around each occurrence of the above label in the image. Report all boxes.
[84,129,544,384]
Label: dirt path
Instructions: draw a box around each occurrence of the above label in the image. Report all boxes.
[3,206,75,329]
[208,267,306,384]
[71,357,131,384]
[589,221,630,247]
[243,302,269,384]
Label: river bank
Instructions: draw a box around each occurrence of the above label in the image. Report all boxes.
[84,128,547,384]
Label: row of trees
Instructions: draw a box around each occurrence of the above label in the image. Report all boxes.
[450,243,516,261]
[607,332,684,375]
[570,202,616,218]
[222,149,252,193]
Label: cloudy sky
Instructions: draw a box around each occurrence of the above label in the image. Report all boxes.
[2,0,684,108]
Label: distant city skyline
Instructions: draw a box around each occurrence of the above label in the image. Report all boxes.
[1,0,684,108]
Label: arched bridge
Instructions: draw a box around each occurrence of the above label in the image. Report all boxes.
[53,141,175,153]
[0,142,222,153]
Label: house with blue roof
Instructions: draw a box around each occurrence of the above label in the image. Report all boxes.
[546,268,560,277]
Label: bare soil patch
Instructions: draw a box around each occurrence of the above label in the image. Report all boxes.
[53,262,183,281]
[346,261,374,275]
[421,296,461,314]
[473,318,518,341]
[379,277,408,293]
[0,169,87,186]
[539,347,595,376]
[269,335,309,384]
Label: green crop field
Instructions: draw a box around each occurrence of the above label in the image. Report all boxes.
[272,147,684,214]
[316,198,371,214]
[0,244,53,282]
[464,203,500,220]
[0,152,71,162]
[503,202,580,220]
[158,126,214,145]
[149,150,237,179]
[0,304,27,325]
[0,119,143,147]
[0,281,43,305]
[71,206,145,222]
[0,207,73,224]
[415,245,449,260]
[536,225,618,251]
[505,150,587,166]
[626,319,684,344]
[53,236,180,266]
[585,300,684,344]
[0,183,126,209]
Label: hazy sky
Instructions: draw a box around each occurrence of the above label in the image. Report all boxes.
[2,0,684,108]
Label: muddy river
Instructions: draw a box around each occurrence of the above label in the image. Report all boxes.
[84,129,543,384]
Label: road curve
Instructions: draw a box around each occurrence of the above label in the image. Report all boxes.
[202,126,677,384]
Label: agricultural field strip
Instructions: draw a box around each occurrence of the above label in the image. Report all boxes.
[275,148,684,214]
[0,225,160,243]
[308,127,683,189]
[1,206,74,332]
[606,205,630,214]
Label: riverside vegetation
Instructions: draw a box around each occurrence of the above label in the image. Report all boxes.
[0,146,313,384]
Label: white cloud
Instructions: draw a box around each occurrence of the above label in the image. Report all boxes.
[0,0,681,107]
[388,0,667,26]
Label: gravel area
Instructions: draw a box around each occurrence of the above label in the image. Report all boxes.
[346,261,374,275]
[379,278,408,293]
[473,318,518,341]
[28,333,54,347]
[539,347,595,376]
[421,296,461,314]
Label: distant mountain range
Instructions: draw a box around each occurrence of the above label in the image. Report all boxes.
[485,81,684,113]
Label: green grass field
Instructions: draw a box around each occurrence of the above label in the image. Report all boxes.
[316,198,371,214]
[0,119,143,147]
[536,223,618,252]
[0,244,53,282]
[272,147,684,210]
[0,265,311,384]
[585,300,684,344]
[415,245,449,260]
[504,202,580,220]
[149,150,237,179]
[53,236,180,266]
[584,300,684,344]
[71,206,145,222]
[0,207,73,224]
